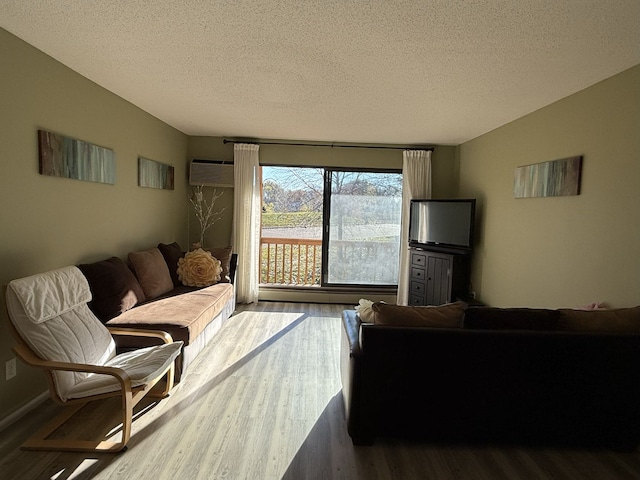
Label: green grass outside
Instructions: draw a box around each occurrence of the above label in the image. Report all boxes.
[262,212,323,228]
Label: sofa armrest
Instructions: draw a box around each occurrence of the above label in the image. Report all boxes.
[341,309,362,357]
[340,310,374,444]
[229,253,238,285]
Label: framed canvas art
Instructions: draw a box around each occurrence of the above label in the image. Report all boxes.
[38,130,115,184]
[138,157,174,190]
[514,156,582,198]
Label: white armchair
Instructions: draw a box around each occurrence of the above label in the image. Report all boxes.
[5,266,183,452]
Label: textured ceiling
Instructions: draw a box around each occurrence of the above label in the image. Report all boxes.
[1,1,639,145]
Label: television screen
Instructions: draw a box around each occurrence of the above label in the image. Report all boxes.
[409,199,475,250]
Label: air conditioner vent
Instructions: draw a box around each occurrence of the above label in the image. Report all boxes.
[189,159,234,187]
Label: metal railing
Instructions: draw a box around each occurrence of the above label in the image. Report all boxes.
[260,237,322,286]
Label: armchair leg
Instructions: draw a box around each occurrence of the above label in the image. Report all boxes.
[20,362,176,453]
[21,402,129,453]
[148,363,176,399]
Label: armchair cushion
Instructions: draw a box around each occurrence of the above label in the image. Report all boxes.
[65,342,183,400]
[9,265,91,323]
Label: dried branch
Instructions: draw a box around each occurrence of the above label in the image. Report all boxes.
[189,186,225,246]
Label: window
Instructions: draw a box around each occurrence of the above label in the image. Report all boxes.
[260,166,402,288]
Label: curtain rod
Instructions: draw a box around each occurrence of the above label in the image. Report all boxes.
[223,139,434,152]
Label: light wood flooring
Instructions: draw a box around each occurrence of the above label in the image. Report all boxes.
[1,302,639,479]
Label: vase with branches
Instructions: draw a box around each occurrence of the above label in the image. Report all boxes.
[189,186,225,249]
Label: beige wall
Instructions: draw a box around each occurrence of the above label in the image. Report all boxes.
[0,29,188,422]
[458,64,640,308]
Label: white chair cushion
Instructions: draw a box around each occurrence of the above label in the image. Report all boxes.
[9,266,91,323]
[65,341,183,400]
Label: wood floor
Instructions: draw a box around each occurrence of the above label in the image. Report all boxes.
[1,302,639,480]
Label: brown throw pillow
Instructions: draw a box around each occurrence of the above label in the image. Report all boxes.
[128,247,174,300]
[77,257,145,322]
[557,307,640,333]
[158,242,185,287]
[206,246,233,282]
[372,301,466,328]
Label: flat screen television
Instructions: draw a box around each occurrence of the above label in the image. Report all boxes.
[409,199,476,252]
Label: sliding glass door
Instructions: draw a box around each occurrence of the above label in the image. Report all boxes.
[324,169,403,286]
[260,166,402,288]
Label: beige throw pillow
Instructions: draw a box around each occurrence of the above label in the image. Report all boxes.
[177,248,222,287]
[355,298,376,323]
[372,301,466,328]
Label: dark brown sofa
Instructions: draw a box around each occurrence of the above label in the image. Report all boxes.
[341,305,640,450]
[77,242,237,382]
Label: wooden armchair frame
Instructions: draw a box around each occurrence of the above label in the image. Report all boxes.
[8,317,178,453]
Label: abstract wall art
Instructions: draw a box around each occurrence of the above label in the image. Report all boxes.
[38,129,116,184]
[514,156,582,198]
[138,157,174,190]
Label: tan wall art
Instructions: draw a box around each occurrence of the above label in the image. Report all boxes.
[514,156,582,198]
[138,157,174,190]
[38,129,115,184]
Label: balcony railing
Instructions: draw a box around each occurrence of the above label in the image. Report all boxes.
[260,237,400,287]
[260,237,322,286]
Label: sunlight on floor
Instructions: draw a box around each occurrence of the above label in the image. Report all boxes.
[51,459,99,480]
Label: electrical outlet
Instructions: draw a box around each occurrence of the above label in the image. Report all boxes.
[6,358,16,380]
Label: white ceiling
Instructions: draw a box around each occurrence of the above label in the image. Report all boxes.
[2,1,639,145]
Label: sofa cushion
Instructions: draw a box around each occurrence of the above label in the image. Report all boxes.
[158,242,184,287]
[206,246,233,283]
[78,257,146,322]
[372,301,465,328]
[107,283,234,345]
[464,307,560,331]
[557,306,640,333]
[128,248,174,300]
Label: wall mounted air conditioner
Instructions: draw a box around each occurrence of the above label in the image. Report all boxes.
[189,159,234,187]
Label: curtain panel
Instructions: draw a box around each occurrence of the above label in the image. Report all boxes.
[232,143,260,304]
[396,150,432,305]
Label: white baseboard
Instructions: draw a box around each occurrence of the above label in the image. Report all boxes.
[0,391,49,433]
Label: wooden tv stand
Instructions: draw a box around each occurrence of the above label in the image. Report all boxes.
[409,247,471,306]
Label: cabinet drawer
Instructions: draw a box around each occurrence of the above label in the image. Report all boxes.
[411,253,426,267]
[411,267,426,281]
[410,280,425,294]
[409,294,425,306]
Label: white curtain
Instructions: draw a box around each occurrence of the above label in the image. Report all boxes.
[396,150,432,305]
[232,143,260,304]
